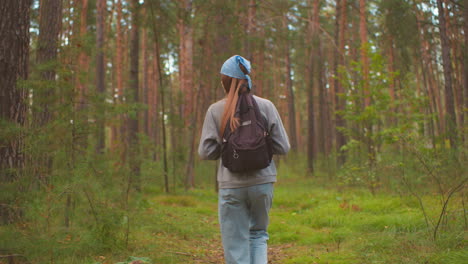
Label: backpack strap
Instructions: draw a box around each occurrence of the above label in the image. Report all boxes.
[248,95,269,133]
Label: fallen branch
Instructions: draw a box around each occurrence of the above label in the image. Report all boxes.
[0,254,24,258]
[166,251,194,257]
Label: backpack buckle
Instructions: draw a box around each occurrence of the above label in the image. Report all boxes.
[233,149,239,159]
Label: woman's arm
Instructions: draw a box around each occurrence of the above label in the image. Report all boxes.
[198,106,221,160]
[268,102,290,155]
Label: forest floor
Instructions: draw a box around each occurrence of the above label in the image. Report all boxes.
[2,170,466,264]
[91,176,466,264]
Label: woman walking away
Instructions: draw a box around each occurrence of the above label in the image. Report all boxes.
[198,55,290,264]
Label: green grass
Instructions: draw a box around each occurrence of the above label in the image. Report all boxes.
[1,161,466,264]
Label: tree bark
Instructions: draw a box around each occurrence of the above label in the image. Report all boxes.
[95,0,106,153]
[129,0,141,190]
[142,27,149,137]
[36,0,62,125]
[111,0,125,154]
[245,0,265,96]
[360,0,370,108]
[464,0,468,143]
[35,0,63,224]
[307,0,320,174]
[335,0,347,166]
[284,16,298,152]
[0,0,31,224]
[76,0,89,112]
[437,0,457,147]
[415,4,444,137]
[318,43,327,156]
[178,0,194,121]
[151,44,160,153]
[148,0,169,192]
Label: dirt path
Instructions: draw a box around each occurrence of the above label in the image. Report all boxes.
[190,240,291,264]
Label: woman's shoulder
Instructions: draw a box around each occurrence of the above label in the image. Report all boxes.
[252,95,275,108]
[207,98,226,113]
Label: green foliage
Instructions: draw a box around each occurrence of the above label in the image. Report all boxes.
[1,157,466,263]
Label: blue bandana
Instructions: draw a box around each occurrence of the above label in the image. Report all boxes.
[220,55,252,90]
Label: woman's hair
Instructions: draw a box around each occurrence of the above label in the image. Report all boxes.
[219,64,249,137]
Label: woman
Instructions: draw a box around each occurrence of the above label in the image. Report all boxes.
[198,55,290,264]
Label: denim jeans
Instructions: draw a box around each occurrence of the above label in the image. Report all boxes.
[218,183,274,264]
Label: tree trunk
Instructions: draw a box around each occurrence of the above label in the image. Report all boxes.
[178,0,195,189]
[307,0,320,174]
[148,0,169,192]
[128,0,141,190]
[443,0,463,133]
[36,0,64,226]
[73,0,90,152]
[415,4,444,137]
[178,0,194,121]
[335,0,347,166]
[95,0,106,153]
[0,0,31,224]
[437,0,457,147]
[359,0,375,168]
[360,0,370,108]
[245,0,264,96]
[464,0,468,143]
[111,0,124,152]
[35,0,62,180]
[36,0,62,125]
[142,27,149,137]
[284,17,298,152]
[151,44,160,154]
[318,43,327,156]
[76,0,89,112]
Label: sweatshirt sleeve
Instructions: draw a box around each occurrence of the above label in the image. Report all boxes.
[198,106,221,160]
[268,101,290,155]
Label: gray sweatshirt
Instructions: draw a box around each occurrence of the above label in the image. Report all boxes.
[198,95,290,189]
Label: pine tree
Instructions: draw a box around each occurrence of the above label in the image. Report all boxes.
[0,0,31,224]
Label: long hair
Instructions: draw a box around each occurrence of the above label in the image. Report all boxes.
[219,65,249,137]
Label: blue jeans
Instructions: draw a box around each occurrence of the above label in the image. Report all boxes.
[218,183,274,264]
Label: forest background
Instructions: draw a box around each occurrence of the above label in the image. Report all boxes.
[0,0,467,263]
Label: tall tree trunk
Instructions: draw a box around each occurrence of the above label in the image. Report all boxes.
[443,0,463,132]
[112,0,125,153]
[335,0,347,166]
[76,0,89,112]
[74,0,90,152]
[318,43,327,156]
[36,0,62,125]
[464,0,468,143]
[284,17,298,152]
[178,0,194,121]
[35,0,62,176]
[415,4,444,137]
[245,0,264,96]
[359,0,375,168]
[0,0,31,224]
[36,0,63,225]
[387,35,396,104]
[142,27,149,137]
[360,0,370,108]
[95,0,106,153]
[129,0,141,190]
[151,44,160,154]
[437,0,457,147]
[178,0,195,188]
[148,0,169,192]
[307,0,320,174]
[246,0,256,60]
